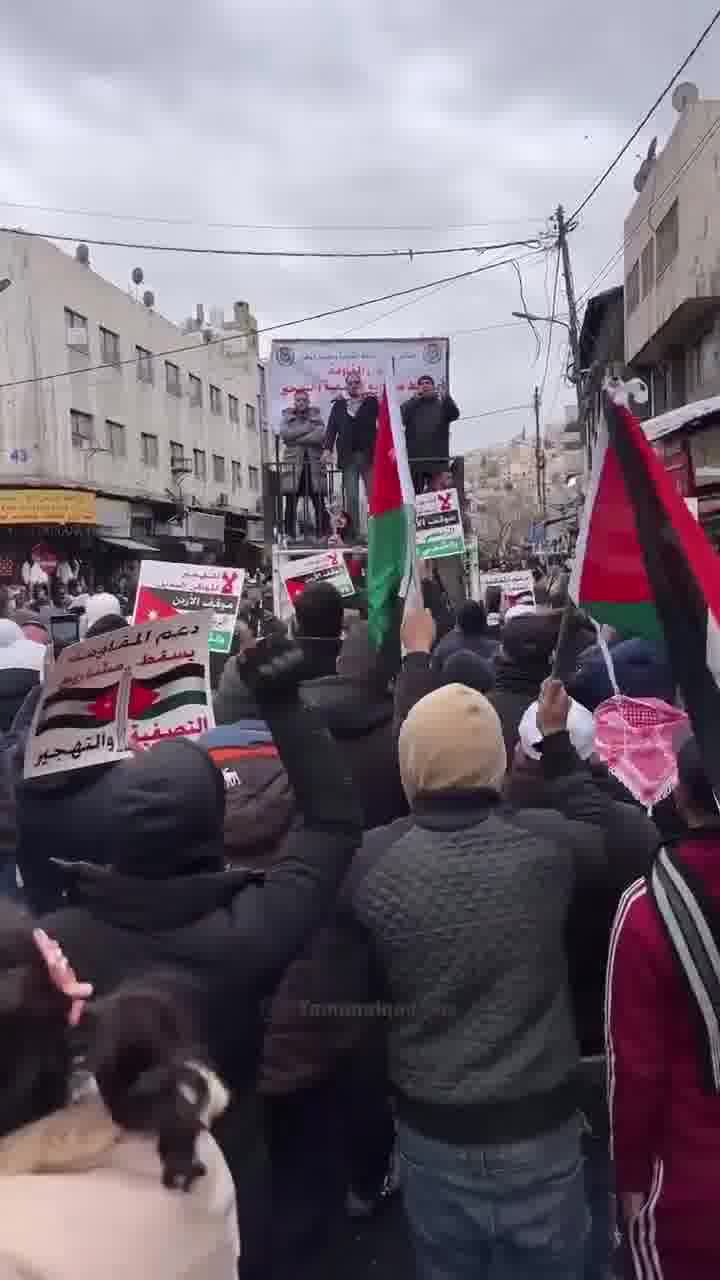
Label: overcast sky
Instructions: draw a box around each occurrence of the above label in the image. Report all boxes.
[2,0,718,453]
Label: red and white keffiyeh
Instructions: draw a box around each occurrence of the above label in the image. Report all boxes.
[593,695,689,810]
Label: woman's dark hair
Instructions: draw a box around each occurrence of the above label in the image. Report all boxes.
[90,982,210,1192]
[85,614,128,640]
[0,903,213,1193]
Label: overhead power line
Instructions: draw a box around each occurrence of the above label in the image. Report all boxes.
[540,249,562,400]
[576,107,720,305]
[459,405,532,423]
[569,6,720,221]
[0,223,544,262]
[0,251,544,393]
[0,197,547,234]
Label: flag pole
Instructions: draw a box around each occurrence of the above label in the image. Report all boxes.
[551,603,579,682]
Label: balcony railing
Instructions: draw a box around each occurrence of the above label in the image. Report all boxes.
[262,455,465,544]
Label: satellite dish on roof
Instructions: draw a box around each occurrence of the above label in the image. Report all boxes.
[633,137,658,193]
[131,267,144,285]
[673,82,699,112]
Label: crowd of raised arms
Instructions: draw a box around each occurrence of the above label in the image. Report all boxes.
[0,575,713,1280]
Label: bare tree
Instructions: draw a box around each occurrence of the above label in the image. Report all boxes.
[471,485,538,562]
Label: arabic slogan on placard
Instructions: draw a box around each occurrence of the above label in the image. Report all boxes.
[24,616,215,779]
[132,560,245,655]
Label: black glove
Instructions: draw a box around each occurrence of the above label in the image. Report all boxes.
[238,635,304,701]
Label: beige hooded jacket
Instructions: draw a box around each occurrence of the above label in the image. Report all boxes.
[0,1085,239,1280]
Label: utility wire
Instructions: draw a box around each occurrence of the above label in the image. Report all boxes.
[0,223,544,262]
[459,405,532,422]
[337,247,549,337]
[540,249,563,401]
[575,107,720,305]
[0,197,547,234]
[569,6,720,221]
[0,252,539,392]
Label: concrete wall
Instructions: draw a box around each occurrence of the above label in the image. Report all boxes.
[0,232,261,513]
[624,99,720,362]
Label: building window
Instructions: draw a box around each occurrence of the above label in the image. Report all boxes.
[70,409,94,447]
[641,241,655,299]
[65,308,88,349]
[106,419,126,458]
[189,374,203,408]
[213,454,226,483]
[165,361,182,396]
[210,385,223,415]
[170,440,186,471]
[626,260,640,315]
[136,345,154,384]
[232,460,243,492]
[246,403,257,431]
[248,465,260,491]
[141,432,159,468]
[100,326,121,365]
[194,448,207,480]
[656,200,679,279]
[229,394,240,424]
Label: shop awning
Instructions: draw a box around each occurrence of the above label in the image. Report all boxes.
[99,536,158,553]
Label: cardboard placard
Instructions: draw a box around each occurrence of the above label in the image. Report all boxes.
[132,561,244,655]
[25,616,215,779]
[479,569,536,610]
[415,488,465,560]
[280,548,355,606]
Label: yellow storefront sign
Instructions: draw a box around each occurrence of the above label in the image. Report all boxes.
[0,489,97,525]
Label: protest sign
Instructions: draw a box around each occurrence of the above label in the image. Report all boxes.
[132,561,244,654]
[25,616,215,779]
[479,569,536,610]
[269,337,449,434]
[415,488,465,560]
[280,548,355,606]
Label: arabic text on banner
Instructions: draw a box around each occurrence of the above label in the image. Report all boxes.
[415,488,465,560]
[280,548,355,606]
[269,338,449,435]
[479,569,536,608]
[131,561,245,654]
[25,616,215,780]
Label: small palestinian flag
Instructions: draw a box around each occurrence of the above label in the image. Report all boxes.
[36,682,119,736]
[127,662,208,721]
[571,390,720,794]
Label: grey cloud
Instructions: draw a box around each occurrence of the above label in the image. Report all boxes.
[1,0,718,455]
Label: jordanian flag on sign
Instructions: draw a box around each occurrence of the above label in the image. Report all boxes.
[36,683,120,735]
[127,663,208,721]
[570,390,720,793]
[367,379,420,654]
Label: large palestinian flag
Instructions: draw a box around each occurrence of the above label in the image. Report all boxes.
[571,390,720,792]
[367,380,419,654]
[36,682,120,735]
[127,663,208,721]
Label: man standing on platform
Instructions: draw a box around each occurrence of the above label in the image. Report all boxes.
[402,375,460,494]
[323,372,378,537]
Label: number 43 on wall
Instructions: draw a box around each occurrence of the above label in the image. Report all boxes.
[9,449,29,464]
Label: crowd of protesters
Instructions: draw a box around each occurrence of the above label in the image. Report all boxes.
[0,571,714,1280]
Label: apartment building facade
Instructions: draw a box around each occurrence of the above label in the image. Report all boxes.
[624,88,720,415]
[0,230,263,578]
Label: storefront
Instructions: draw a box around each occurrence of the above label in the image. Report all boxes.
[645,398,720,547]
[0,487,98,607]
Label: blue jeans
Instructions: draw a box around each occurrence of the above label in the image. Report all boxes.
[398,1115,587,1280]
[341,455,372,535]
